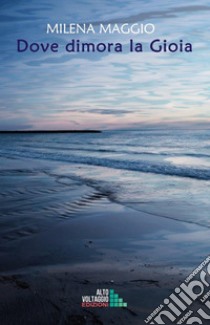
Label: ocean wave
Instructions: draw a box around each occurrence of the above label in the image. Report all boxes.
[1,148,210,180]
[20,144,210,158]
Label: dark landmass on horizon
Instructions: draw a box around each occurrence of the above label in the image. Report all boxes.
[0,130,101,134]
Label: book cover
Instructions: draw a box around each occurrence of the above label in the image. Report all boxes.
[0,1,210,324]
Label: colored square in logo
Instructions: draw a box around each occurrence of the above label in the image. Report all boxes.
[119,303,123,307]
[119,298,123,303]
[114,303,119,307]
[110,302,114,307]
[114,294,118,299]
[109,289,114,294]
[123,303,127,307]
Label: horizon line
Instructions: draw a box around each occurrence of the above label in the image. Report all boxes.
[0,130,102,134]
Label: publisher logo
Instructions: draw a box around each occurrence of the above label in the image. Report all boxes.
[81,289,127,308]
[145,256,210,324]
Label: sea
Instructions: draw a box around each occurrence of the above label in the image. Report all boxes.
[0,129,210,228]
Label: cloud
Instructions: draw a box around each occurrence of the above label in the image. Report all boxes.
[92,5,210,24]
[0,0,210,130]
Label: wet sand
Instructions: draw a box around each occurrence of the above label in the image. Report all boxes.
[1,157,210,324]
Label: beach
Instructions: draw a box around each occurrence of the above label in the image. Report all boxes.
[1,130,210,324]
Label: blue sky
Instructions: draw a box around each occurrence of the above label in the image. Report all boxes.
[0,0,210,130]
